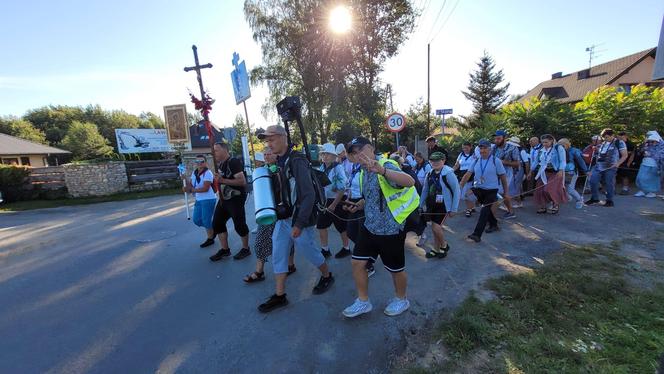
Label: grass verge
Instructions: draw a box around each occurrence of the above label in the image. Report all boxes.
[419,246,664,373]
[0,188,181,212]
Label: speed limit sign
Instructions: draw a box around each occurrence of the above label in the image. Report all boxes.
[385,112,406,133]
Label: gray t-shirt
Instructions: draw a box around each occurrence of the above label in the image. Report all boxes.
[493,144,520,170]
[362,161,404,236]
[596,139,626,171]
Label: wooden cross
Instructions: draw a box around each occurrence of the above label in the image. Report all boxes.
[184,45,217,165]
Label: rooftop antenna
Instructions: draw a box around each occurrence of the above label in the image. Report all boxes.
[585,43,607,73]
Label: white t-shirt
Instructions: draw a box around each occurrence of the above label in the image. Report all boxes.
[190,169,217,201]
[456,152,475,171]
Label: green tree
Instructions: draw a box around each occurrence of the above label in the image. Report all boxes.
[245,0,416,145]
[0,117,47,144]
[24,105,86,145]
[401,97,432,148]
[60,121,114,160]
[501,97,586,142]
[574,85,663,140]
[462,51,510,118]
[245,0,336,143]
[346,0,416,144]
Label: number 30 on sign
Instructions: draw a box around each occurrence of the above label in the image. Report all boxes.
[385,112,406,133]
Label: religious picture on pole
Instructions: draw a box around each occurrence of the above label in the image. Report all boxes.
[163,104,190,144]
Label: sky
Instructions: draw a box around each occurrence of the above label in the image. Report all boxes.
[1,0,662,131]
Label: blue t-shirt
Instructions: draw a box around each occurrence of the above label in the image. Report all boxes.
[470,156,506,190]
[319,163,347,199]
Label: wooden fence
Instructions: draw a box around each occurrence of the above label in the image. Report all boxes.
[124,160,179,184]
[28,166,66,190]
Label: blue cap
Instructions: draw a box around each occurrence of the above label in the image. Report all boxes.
[478,139,491,147]
[494,130,507,137]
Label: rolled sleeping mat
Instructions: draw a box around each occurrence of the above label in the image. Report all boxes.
[253,166,277,225]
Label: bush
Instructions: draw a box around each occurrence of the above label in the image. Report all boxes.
[443,85,664,153]
[0,165,31,203]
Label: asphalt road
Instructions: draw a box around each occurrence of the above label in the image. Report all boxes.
[1,193,662,373]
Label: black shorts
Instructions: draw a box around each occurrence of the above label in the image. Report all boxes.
[425,202,447,225]
[617,167,636,180]
[316,198,348,232]
[472,188,499,206]
[345,198,364,243]
[213,195,250,237]
[352,225,406,273]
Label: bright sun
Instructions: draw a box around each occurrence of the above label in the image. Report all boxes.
[329,5,352,34]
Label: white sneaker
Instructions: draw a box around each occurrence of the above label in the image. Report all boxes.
[645,192,657,198]
[343,298,373,318]
[634,191,645,197]
[512,202,523,209]
[384,297,410,316]
[575,201,584,209]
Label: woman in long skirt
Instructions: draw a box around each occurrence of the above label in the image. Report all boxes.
[635,131,664,198]
[530,134,568,214]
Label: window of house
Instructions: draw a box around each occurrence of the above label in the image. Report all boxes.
[20,157,30,166]
[2,158,19,165]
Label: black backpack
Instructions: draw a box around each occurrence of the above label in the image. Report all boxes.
[275,151,330,219]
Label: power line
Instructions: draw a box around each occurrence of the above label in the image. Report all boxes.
[426,0,448,41]
[429,0,459,43]
[412,0,433,36]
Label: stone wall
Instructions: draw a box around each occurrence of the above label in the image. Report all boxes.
[63,162,128,198]
[127,179,178,192]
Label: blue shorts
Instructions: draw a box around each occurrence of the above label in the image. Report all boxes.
[272,220,325,274]
[193,199,216,229]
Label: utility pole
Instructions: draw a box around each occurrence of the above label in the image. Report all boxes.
[386,84,398,148]
[427,43,431,135]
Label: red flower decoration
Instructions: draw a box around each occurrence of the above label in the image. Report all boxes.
[189,91,215,117]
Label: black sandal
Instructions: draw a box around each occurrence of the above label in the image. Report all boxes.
[243,272,265,283]
[549,206,559,214]
[536,208,547,214]
[287,265,297,276]
[465,209,473,217]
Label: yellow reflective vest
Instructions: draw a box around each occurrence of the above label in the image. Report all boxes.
[359,159,420,225]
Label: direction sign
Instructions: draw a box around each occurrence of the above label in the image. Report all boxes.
[435,108,453,115]
[385,112,406,133]
[231,52,251,105]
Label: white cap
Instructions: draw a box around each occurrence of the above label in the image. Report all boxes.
[255,152,265,162]
[335,143,346,155]
[646,131,662,142]
[320,143,336,155]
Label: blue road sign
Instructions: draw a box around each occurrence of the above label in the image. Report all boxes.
[435,108,453,115]
[231,52,251,105]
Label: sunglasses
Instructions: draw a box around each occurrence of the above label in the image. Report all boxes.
[194,159,206,164]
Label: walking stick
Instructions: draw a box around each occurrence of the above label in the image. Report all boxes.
[581,147,596,195]
[178,164,191,220]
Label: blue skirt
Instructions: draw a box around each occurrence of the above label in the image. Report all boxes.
[636,165,661,193]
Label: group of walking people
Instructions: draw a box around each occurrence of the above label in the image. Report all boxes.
[181,125,664,318]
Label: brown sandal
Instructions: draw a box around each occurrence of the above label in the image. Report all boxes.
[243,272,265,283]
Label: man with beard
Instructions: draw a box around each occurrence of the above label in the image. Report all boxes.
[492,130,519,219]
